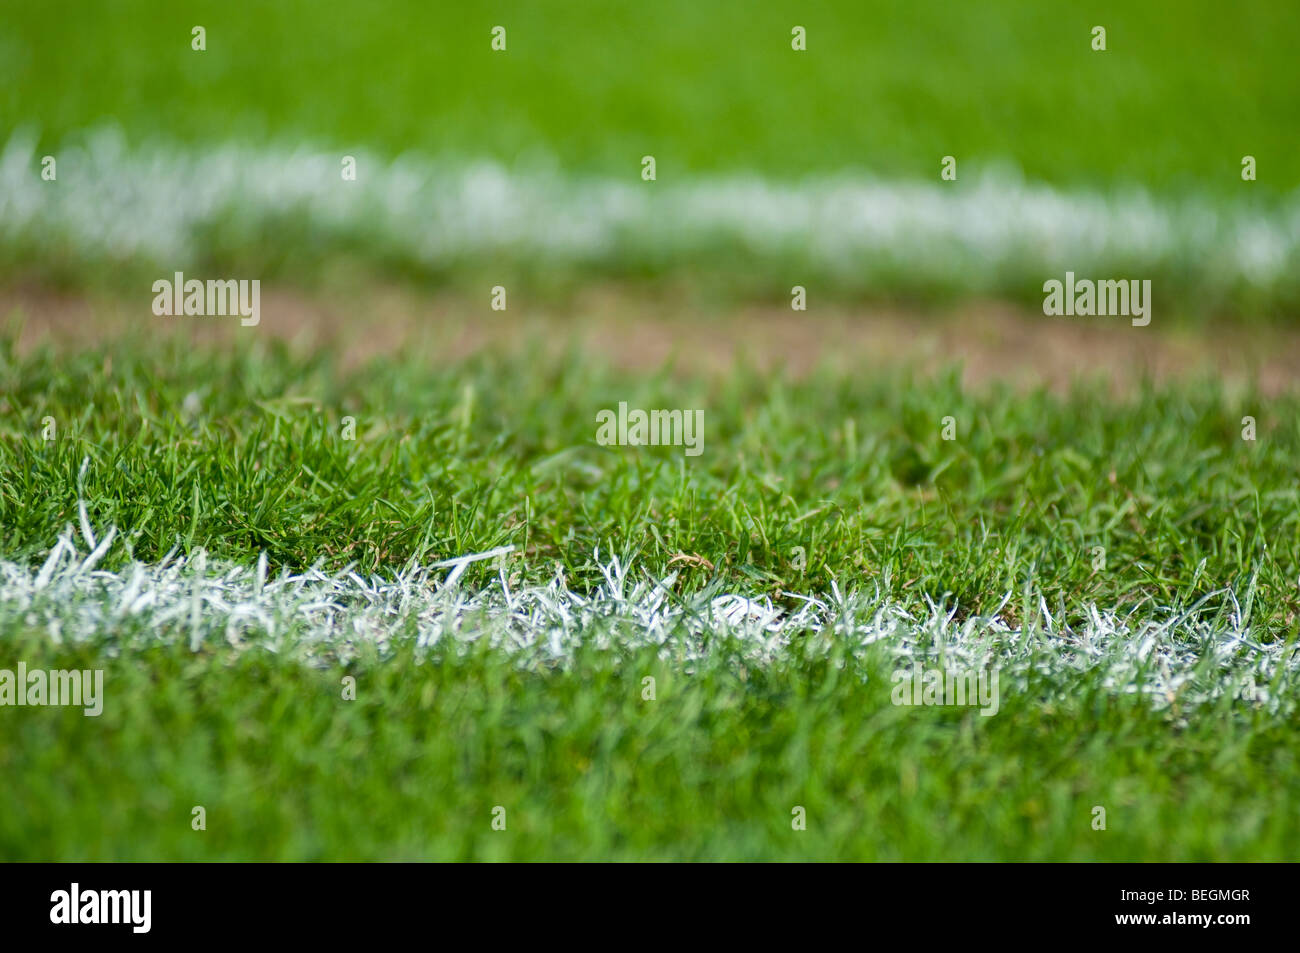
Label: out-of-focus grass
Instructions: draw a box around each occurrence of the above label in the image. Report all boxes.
[3,633,1298,861]
[4,2,1297,315]
[2,0,1295,195]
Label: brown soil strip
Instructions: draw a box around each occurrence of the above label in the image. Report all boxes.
[4,284,1298,395]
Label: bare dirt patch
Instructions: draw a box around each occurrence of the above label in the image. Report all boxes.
[4,284,1298,395]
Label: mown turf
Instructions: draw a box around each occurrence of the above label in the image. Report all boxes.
[5,0,1298,864]
[2,329,1297,637]
[4,0,1296,196]
[6,3,1296,316]
[3,632,1297,861]
[1,321,1298,860]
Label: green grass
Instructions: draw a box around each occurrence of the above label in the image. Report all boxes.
[6,2,1297,315]
[1,326,1298,860]
[2,330,1298,632]
[4,635,1297,861]
[3,0,1296,195]
[4,0,1300,861]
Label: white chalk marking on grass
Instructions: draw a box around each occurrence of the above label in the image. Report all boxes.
[2,524,1298,718]
[3,127,1297,296]
[428,544,515,587]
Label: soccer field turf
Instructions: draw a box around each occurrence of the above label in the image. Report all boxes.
[4,0,1298,313]
[2,314,1299,860]
[2,1,1299,861]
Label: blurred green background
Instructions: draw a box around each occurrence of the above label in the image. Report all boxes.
[2,2,1297,314]
[4,0,1294,192]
